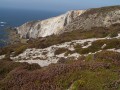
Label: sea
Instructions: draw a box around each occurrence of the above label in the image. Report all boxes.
[0,8,63,47]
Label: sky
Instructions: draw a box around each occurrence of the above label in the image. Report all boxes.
[0,0,120,12]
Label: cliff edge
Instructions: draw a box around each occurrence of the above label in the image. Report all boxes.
[16,10,85,38]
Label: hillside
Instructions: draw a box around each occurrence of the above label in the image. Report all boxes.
[64,5,120,32]
[0,5,120,90]
[16,6,120,39]
[16,10,85,38]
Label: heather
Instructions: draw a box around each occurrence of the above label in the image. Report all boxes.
[0,51,120,90]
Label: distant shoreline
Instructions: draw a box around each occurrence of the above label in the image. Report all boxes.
[0,8,63,48]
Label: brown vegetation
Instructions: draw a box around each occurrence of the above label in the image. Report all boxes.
[1,23,120,57]
[0,51,120,90]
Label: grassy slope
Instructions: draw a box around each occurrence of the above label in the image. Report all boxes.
[0,51,120,90]
[0,8,120,89]
[0,23,120,56]
[0,28,120,89]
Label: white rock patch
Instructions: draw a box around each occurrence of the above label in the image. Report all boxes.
[101,44,107,49]
[0,55,5,60]
[8,34,120,67]
[18,59,58,67]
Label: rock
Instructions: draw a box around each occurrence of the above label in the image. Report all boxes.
[16,10,85,39]
[16,6,120,40]
[0,55,5,60]
[64,6,120,32]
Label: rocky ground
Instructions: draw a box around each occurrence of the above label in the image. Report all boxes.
[0,33,118,67]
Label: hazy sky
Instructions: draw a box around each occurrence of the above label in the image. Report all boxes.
[0,0,120,12]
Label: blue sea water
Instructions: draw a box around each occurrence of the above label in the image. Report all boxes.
[0,8,63,47]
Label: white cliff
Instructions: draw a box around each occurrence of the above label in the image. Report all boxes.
[17,10,85,38]
[16,6,120,39]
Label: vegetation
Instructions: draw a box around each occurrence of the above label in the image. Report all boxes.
[0,18,120,89]
[28,24,120,49]
[81,5,120,19]
[54,48,68,55]
[0,51,120,90]
[13,44,27,56]
[73,38,120,54]
[1,23,120,56]
[0,58,41,81]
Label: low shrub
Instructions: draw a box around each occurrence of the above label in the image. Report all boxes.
[0,54,120,90]
[65,50,76,56]
[74,39,120,54]
[54,48,68,55]
[13,45,27,56]
[95,51,120,61]
[109,32,118,37]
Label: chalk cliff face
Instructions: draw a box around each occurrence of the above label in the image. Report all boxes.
[17,6,120,39]
[17,10,85,38]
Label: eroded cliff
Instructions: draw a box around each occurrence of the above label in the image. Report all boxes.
[17,10,85,38]
[17,6,120,40]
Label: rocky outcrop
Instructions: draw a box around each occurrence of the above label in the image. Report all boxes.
[64,6,120,32]
[17,6,120,39]
[10,34,120,67]
[16,10,85,39]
